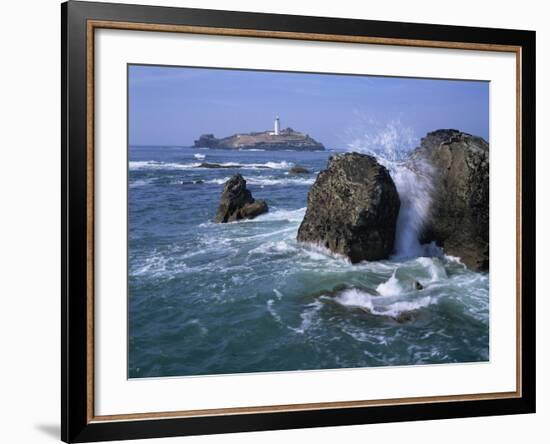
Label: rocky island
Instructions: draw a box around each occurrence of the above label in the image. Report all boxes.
[194,116,325,151]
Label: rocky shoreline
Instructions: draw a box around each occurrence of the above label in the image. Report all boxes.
[213,129,489,271]
[295,129,489,271]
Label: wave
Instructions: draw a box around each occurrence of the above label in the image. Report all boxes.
[129,178,154,188]
[194,153,206,160]
[288,300,323,334]
[254,207,306,222]
[415,257,448,282]
[129,160,293,171]
[334,287,438,318]
[376,272,406,296]
[204,176,314,186]
[129,161,202,170]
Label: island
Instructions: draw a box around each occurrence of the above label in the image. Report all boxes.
[193,116,325,151]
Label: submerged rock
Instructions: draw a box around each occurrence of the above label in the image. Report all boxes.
[297,153,400,263]
[215,174,268,223]
[289,165,310,174]
[394,312,413,323]
[198,162,242,169]
[409,129,489,271]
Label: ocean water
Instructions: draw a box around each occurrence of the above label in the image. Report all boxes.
[128,146,489,378]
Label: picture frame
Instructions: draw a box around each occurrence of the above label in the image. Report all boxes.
[61,1,536,442]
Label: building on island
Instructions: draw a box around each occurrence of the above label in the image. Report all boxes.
[270,116,280,136]
[193,115,325,151]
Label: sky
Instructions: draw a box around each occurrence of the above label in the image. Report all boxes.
[128,64,489,149]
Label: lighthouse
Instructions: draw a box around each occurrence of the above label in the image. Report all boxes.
[274,116,280,136]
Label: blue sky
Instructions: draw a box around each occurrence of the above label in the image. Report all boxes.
[128,64,489,149]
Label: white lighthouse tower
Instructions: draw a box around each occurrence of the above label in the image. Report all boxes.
[274,116,280,136]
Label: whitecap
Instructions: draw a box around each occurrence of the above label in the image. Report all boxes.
[415,257,448,282]
[129,178,153,188]
[194,153,206,160]
[266,299,283,323]
[129,160,201,170]
[129,160,293,171]
[335,287,438,318]
[253,207,306,222]
[289,300,323,334]
[334,288,375,312]
[376,271,405,296]
[249,240,297,256]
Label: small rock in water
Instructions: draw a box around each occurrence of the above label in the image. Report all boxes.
[395,312,413,323]
[289,165,310,174]
[414,280,424,290]
[215,174,268,223]
[199,162,239,169]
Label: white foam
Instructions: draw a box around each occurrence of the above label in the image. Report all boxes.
[266,299,282,323]
[129,160,293,171]
[248,176,314,186]
[129,178,153,188]
[254,207,306,222]
[416,257,448,282]
[248,240,296,256]
[380,296,438,318]
[203,177,313,186]
[376,272,405,296]
[390,161,435,259]
[203,177,231,185]
[334,288,375,312]
[193,153,206,160]
[335,287,438,318]
[131,251,168,277]
[289,300,323,334]
[129,160,201,170]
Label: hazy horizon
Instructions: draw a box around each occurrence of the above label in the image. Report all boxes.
[129,65,489,149]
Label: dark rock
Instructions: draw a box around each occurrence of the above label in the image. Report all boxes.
[414,280,424,290]
[409,129,489,271]
[297,153,400,263]
[289,165,310,174]
[194,179,204,184]
[394,312,413,323]
[198,162,240,169]
[238,200,268,219]
[193,134,219,148]
[215,174,268,223]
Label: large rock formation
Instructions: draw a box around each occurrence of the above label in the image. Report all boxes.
[194,128,324,151]
[409,129,489,270]
[297,153,400,263]
[215,174,268,223]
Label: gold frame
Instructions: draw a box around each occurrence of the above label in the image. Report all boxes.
[86,20,523,424]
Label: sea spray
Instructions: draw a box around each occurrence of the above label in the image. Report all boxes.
[345,118,435,259]
[390,160,435,258]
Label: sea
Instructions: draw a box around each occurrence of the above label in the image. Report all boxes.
[128,146,489,378]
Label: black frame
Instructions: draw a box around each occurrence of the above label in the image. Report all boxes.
[62,1,536,442]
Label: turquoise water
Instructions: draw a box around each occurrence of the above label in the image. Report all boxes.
[128,146,489,378]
